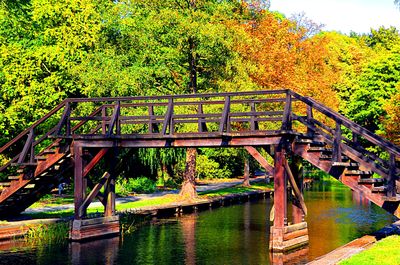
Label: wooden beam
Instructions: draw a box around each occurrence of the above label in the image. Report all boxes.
[273,144,287,228]
[219,96,230,132]
[83,148,109,177]
[284,158,307,216]
[78,172,110,218]
[281,93,292,131]
[107,102,120,136]
[74,145,85,219]
[162,98,174,135]
[244,146,274,175]
[17,129,34,164]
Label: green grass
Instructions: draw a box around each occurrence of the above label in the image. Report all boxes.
[198,182,273,197]
[339,235,400,265]
[25,182,273,219]
[30,196,74,209]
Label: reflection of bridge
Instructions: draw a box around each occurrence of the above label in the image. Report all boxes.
[0,89,399,251]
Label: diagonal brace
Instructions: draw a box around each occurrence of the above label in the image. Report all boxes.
[283,158,307,216]
[79,172,110,218]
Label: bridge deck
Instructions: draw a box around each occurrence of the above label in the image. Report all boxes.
[0,89,398,221]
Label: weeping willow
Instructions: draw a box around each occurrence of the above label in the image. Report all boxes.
[138,148,185,174]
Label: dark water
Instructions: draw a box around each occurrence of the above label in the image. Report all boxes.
[0,178,396,265]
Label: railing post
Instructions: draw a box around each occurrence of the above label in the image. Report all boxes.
[332,121,342,163]
[250,102,259,131]
[197,103,207,133]
[102,106,107,135]
[387,154,397,197]
[281,92,292,131]
[162,98,174,135]
[306,105,314,136]
[107,101,121,136]
[219,96,231,133]
[17,128,35,164]
[29,128,35,164]
[56,101,71,137]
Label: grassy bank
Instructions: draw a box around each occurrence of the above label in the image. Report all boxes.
[25,182,272,219]
[339,235,400,265]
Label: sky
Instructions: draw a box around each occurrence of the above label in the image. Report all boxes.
[270,0,400,34]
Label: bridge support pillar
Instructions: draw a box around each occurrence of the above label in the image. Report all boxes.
[269,144,308,252]
[70,143,120,241]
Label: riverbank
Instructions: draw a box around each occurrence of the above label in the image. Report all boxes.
[0,178,272,241]
[309,220,400,265]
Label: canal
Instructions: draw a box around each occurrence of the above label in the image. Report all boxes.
[0,177,396,264]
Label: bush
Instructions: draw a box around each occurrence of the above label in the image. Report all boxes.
[196,155,231,179]
[116,177,156,196]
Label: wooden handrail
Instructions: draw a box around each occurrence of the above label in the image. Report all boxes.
[289,90,400,157]
[0,100,66,154]
[64,89,289,104]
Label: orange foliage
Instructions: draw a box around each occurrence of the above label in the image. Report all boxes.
[383,91,400,145]
[237,13,339,110]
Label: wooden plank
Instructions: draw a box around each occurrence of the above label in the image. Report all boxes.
[273,143,287,228]
[244,146,274,174]
[107,102,120,136]
[0,101,66,154]
[161,98,174,135]
[17,129,34,164]
[55,102,71,136]
[290,91,400,157]
[74,145,84,219]
[387,154,397,197]
[83,148,109,177]
[78,172,110,218]
[284,159,307,215]
[219,96,231,132]
[332,121,342,163]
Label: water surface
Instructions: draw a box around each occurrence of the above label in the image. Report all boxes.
[0,178,396,265]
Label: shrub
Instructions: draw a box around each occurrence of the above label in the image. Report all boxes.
[196,155,231,179]
[116,177,156,196]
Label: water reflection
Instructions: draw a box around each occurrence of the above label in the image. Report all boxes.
[0,178,396,265]
[180,214,197,265]
[70,236,119,265]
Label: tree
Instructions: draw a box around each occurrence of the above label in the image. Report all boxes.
[345,52,400,133]
[382,90,400,145]
[0,0,104,145]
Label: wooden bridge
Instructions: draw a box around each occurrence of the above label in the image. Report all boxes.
[0,89,399,250]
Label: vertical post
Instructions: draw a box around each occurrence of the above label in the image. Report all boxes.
[306,105,314,136]
[197,103,207,133]
[352,132,358,145]
[29,128,35,164]
[102,106,107,134]
[219,96,231,133]
[281,92,292,131]
[149,105,154,133]
[74,144,85,219]
[105,148,116,217]
[387,153,397,197]
[250,102,259,131]
[65,102,71,137]
[291,155,304,224]
[116,101,121,135]
[332,121,342,162]
[273,144,287,228]
[162,98,174,135]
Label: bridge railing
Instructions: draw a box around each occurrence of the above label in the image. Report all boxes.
[54,90,290,138]
[0,90,291,174]
[289,90,400,196]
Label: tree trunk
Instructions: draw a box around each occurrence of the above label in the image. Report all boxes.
[243,156,250,187]
[180,147,197,199]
